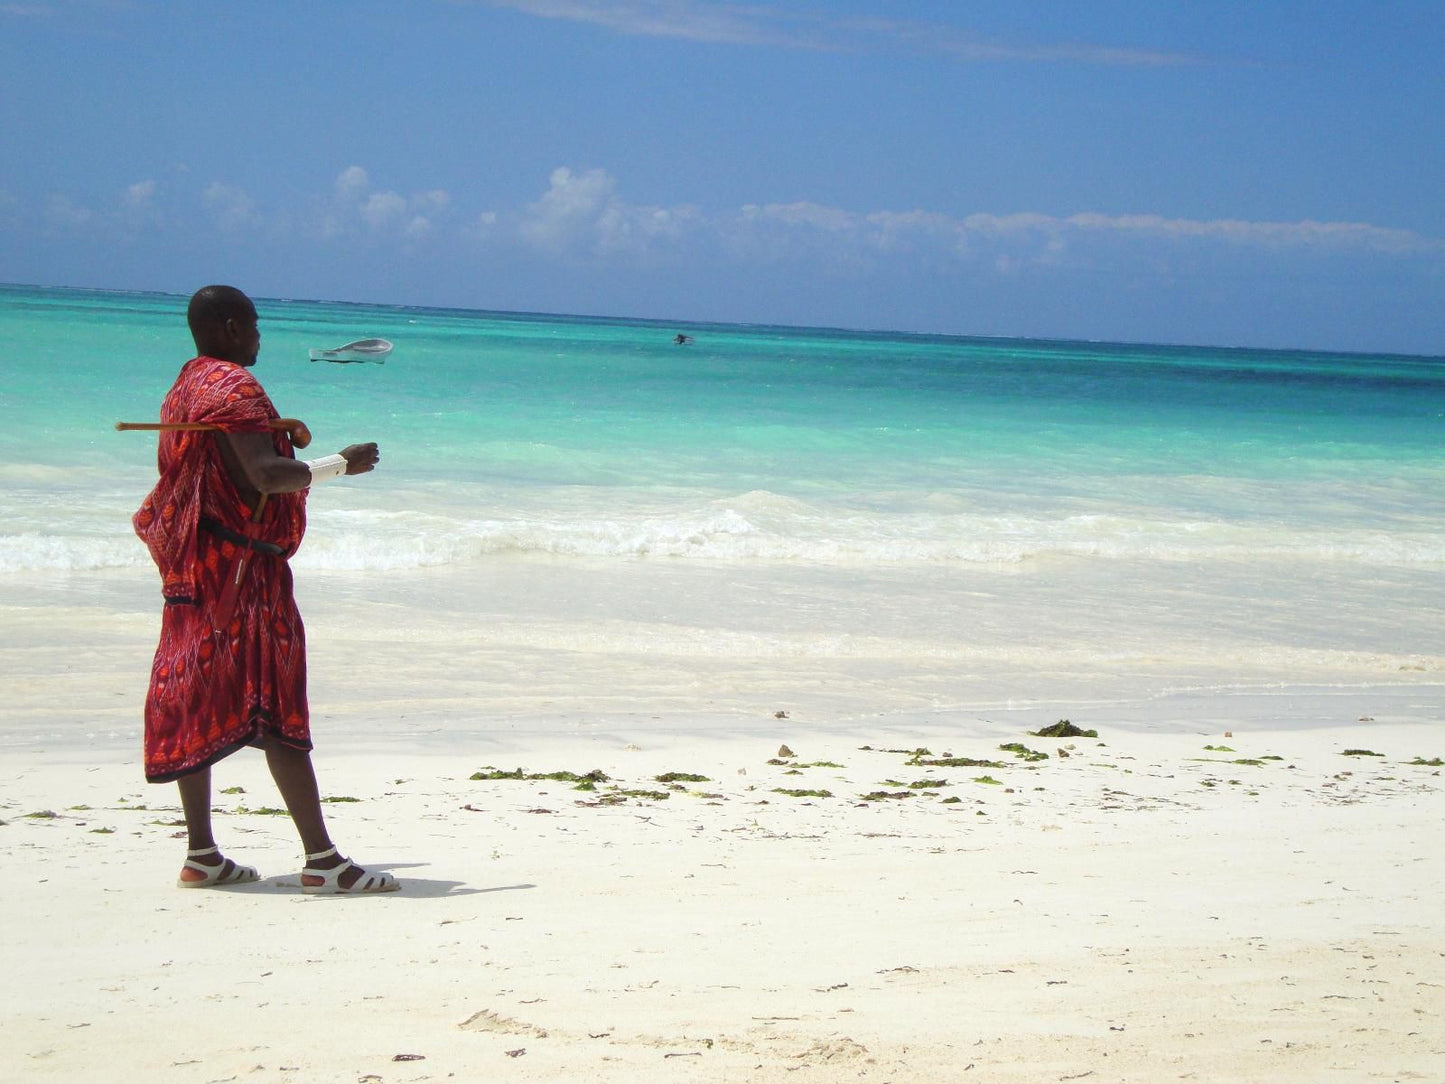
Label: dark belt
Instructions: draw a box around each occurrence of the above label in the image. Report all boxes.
[199,517,287,558]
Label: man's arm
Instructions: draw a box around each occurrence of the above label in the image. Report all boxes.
[217,432,379,504]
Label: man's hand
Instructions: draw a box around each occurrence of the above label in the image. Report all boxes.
[341,443,380,475]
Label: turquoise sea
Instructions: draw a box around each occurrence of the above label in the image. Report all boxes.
[1,282,1441,736]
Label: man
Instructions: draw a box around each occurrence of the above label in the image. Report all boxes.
[133,285,397,894]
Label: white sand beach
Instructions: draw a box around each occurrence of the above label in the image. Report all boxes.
[4,588,1443,1084]
[2,502,1443,1084]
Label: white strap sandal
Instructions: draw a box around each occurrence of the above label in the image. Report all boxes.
[178,846,260,888]
[300,846,400,895]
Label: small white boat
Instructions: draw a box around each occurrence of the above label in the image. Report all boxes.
[309,338,393,364]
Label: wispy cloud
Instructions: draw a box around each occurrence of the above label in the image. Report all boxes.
[480,0,1200,66]
[963,210,1437,255]
[728,199,1441,262]
[318,166,454,240]
[122,179,155,209]
[482,0,806,47]
[5,165,1438,271]
[837,14,1199,67]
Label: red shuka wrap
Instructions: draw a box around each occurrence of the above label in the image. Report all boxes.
[133,356,311,782]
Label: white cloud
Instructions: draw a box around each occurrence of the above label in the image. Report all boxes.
[361,190,407,229]
[484,0,799,47]
[203,182,256,232]
[480,1,1199,65]
[11,163,1437,293]
[327,166,452,238]
[742,201,857,232]
[517,166,696,259]
[118,178,163,231]
[335,165,369,200]
[713,194,1445,279]
[521,166,615,250]
[847,15,1198,67]
[949,209,1438,255]
[123,179,156,209]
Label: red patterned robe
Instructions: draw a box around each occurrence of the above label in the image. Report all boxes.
[134,356,310,782]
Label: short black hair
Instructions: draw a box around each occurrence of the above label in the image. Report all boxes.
[186,284,255,345]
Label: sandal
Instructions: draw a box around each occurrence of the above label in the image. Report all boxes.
[178,846,260,888]
[300,846,399,895]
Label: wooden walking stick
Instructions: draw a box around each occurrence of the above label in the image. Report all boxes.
[115,418,313,449]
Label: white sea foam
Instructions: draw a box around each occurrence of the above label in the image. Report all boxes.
[0,533,150,574]
[4,497,1442,576]
[285,500,1445,571]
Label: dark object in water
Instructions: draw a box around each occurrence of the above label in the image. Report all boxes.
[674,333,694,345]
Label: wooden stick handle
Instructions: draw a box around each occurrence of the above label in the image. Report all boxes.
[115,418,312,449]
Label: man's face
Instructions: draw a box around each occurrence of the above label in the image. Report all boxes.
[231,306,261,366]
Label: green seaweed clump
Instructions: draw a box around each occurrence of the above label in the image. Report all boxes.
[1341,749,1384,757]
[909,755,1005,769]
[1203,745,1234,752]
[907,779,948,789]
[860,790,913,801]
[471,767,526,780]
[1408,756,1443,766]
[771,788,833,799]
[655,772,710,783]
[321,795,361,803]
[1030,720,1097,738]
[972,776,1003,786]
[470,767,611,783]
[998,743,1048,762]
[535,769,610,783]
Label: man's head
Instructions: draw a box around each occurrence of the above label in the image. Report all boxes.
[187,285,260,366]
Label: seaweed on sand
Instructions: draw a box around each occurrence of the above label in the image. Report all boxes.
[908,754,1006,769]
[1030,720,1097,739]
[470,767,612,785]
[999,743,1048,762]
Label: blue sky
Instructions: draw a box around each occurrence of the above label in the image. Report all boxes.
[2,1,1442,353]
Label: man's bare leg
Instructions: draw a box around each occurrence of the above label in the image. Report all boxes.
[264,743,367,890]
[176,765,249,883]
